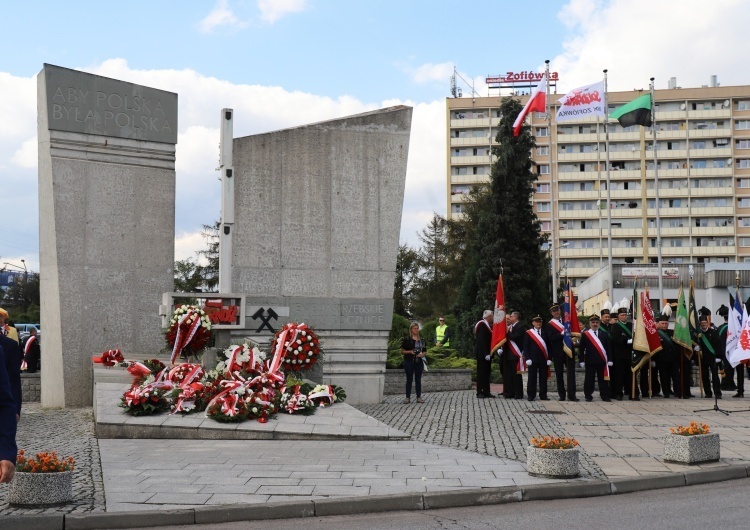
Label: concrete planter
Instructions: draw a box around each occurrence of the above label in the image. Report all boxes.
[663,433,720,465]
[9,470,73,505]
[526,446,580,478]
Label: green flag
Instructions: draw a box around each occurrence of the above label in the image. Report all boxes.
[609,93,652,128]
[673,284,692,350]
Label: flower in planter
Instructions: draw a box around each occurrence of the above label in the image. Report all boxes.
[16,450,75,473]
[529,436,579,450]
[670,422,710,436]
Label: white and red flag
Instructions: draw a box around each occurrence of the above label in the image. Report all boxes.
[632,290,662,370]
[555,81,606,122]
[491,274,507,354]
[731,303,750,367]
[513,77,547,136]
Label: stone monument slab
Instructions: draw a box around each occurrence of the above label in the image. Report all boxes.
[38,64,177,407]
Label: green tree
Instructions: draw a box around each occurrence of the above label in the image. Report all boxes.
[453,96,551,356]
[197,221,219,292]
[393,243,421,318]
[174,257,205,292]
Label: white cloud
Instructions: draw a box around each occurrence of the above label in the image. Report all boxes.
[257,0,307,24]
[11,137,37,168]
[409,62,455,84]
[175,231,209,264]
[552,0,750,92]
[197,0,248,33]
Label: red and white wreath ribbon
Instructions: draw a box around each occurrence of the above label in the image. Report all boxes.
[171,310,203,364]
[92,349,124,367]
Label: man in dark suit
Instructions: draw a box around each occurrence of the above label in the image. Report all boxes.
[610,308,635,401]
[0,344,17,483]
[502,311,526,399]
[524,315,550,401]
[544,304,578,402]
[655,314,678,398]
[22,328,41,373]
[696,315,722,398]
[474,310,494,398]
[579,315,612,402]
[0,330,21,420]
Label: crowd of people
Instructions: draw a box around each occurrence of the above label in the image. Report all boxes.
[473,303,746,403]
[1,307,23,483]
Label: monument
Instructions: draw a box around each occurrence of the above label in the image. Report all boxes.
[37,64,178,407]
[226,107,413,404]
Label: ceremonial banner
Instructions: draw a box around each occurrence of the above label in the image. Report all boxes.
[728,289,749,367]
[513,77,547,136]
[688,279,700,345]
[562,282,580,358]
[673,284,692,354]
[555,81,605,122]
[609,93,652,128]
[632,290,662,370]
[491,274,507,354]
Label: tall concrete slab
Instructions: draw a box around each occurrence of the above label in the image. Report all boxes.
[232,107,412,404]
[37,64,177,407]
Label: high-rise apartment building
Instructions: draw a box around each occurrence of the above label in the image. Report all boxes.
[446,81,750,286]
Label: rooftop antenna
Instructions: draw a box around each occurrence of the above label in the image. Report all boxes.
[450,66,479,99]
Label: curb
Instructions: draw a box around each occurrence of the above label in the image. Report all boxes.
[3,464,749,529]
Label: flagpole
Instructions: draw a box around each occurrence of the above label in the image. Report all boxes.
[604,70,613,303]
[651,77,664,307]
[546,59,558,303]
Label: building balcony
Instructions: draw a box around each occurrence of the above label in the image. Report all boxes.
[689,167,732,176]
[646,169,688,178]
[690,147,732,157]
[450,137,492,146]
[450,155,493,165]
[610,208,643,218]
[655,111,687,121]
[692,245,736,256]
[690,206,735,215]
[655,149,688,159]
[449,193,470,203]
[610,228,645,237]
[657,247,691,257]
[691,226,736,236]
[646,188,689,198]
[611,247,645,257]
[557,133,600,143]
[647,227,689,237]
[565,267,601,277]
[450,117,500,128]
[655,129,688,140]
[689,127,732,138]
[557,228,602,238]
[607,169,642,179]
[558,190,601,200]
[558,209,602,219]
[689,186,734,197]
[607,150,643,160]
[449,174,489,185]
[608,132,641,141]
[559,248,602,258]
[557,152,601,162]
[688,109,731,119]
[609,189,643,199]
[646,207,690,217]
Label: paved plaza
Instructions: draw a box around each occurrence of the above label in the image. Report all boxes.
[4,384,750,520]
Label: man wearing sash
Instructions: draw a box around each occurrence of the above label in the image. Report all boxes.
[610,308,634,401]
[696,315,722,399]
[655,314,679,398]
[524,316,551,401]
[578,315,612,402]
[545,304,578,401]
[716,305,736,392]
[474,310,494,399]
[502,311,525,400]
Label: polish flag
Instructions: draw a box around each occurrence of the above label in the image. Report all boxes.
[513,77,547,137]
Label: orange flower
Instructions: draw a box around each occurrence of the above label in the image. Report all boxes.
[530,435,579,449]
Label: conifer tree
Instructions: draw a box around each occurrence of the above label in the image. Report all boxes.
[453,97,551,355]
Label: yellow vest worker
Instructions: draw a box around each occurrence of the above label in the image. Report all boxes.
[435,319,450,347]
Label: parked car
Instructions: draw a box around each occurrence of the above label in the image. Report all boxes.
[15,323,41,343]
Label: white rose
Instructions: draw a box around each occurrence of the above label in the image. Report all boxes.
[306,359,310,363]
[308,351,313,357]
[252,407,258,413]
[296,339,302,345]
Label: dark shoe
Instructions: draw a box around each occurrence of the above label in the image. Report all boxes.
[540,397,550,401]
[615,396,623,401]
[585,397,593,402]
[602,398,612,402]
[514,396,525,400]
[477,394,486,399]
[485,393,496,398]
[502,394,514,399]
[663,394,671,399]
[733,393,744,398]
[630,397,641,401]
[558,396,566,401]
[528,398,535,402]
[569,397,580,402]
[705,394,713,399]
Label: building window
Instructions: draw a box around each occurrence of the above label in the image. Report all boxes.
[739,159,750,169]
[740,238,750,247]
[540,221,551,231]
[538,164,550,174]
[741,218,750,227]
[737,120,750,130]
[738,140,750,149]
[740,198,750,208]
[536,183,550,193]
[537,202,551,212]
[738,101,750,111]
[535,127,549,137]
[536,146,550,156]
[451,204,463,214]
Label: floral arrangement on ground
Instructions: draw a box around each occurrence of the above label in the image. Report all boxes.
[16,450,75,473]
[529,436,579,450]
[670,422,710,436]
[164,304,213,363]
[94,322,346,423]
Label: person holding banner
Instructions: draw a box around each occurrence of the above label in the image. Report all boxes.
[502,311,526,400]
[611,308,635,401]
[655,314,679,398]
[716,305,736,391]
[578,315,612,402]
[696,315,722,398]
[545,304,578,401]
[524,316,550,401]
[474,310,495,399]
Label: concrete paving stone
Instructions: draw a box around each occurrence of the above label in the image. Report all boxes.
[458,478,516,488]
[368,485,427,495]
[203,493,271,504]
[327,464,374,472]
[298,478,355,486]
[349,426,391,438]
[230,464,283,472]
[66,510,196,529]
[406,478,463,487]
[237,470,295,479]
[351,478,408,486]
[198,483,261,494]
[255,485,315,495]
[273,423,315,434]
[312,485,371,496]
[304,416,344,426]
[105,502,165,513]
[289,471,343,478]
[145,493,212,504]
[245,478,303,487]
[391,470,445,479]
[191,476,250,485]
[142,484,207,494]
[342,471,394,479]
[311,424,353,436]
[442,471,497,480]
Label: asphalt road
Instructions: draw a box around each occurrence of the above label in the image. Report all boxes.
[137,477,750,529]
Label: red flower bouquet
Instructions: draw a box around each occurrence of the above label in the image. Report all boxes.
[165,305,213,363]
[270,323,321,373]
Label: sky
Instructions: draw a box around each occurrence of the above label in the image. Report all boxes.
[2,0,749,273]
